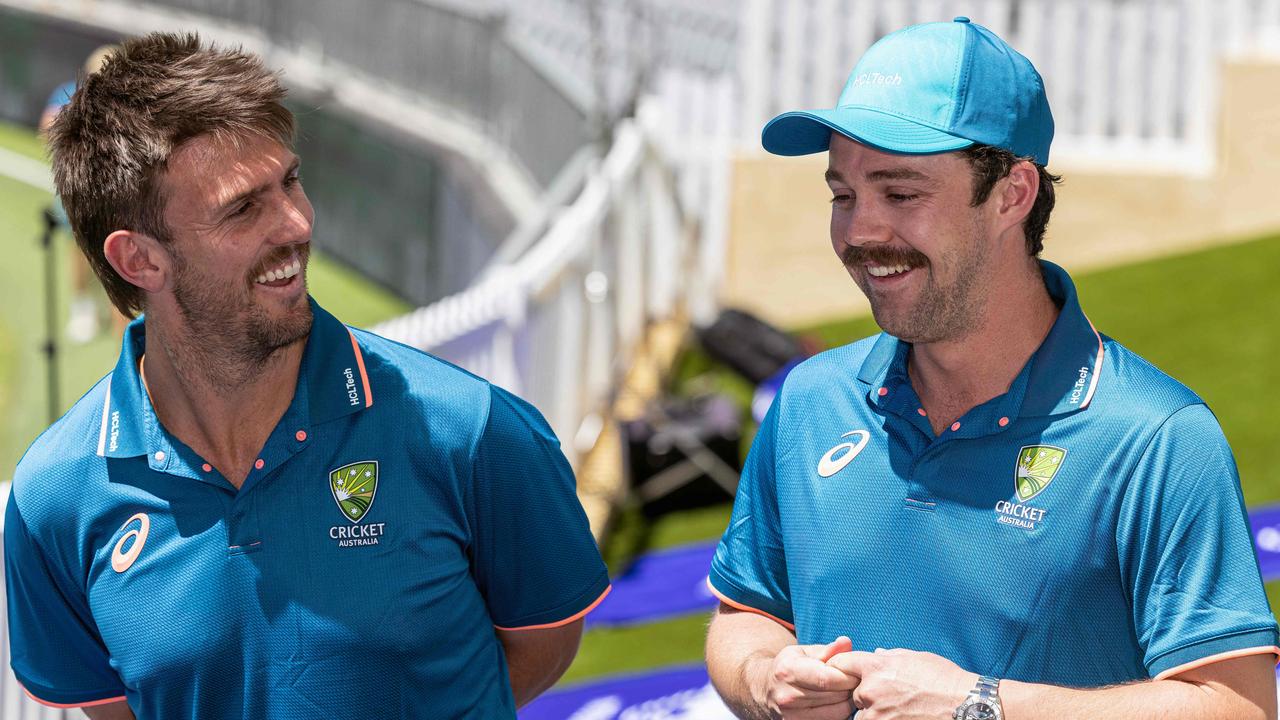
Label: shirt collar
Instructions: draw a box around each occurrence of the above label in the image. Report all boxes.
[856,260,1105,419]
[97,297,375,459]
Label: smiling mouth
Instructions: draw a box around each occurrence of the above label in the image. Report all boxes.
[866,263,914,278]
[254,256,303,287]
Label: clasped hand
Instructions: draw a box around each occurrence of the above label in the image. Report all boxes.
[761,639,976,720]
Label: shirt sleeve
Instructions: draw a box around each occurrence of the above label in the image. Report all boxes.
[4,490,127,707]
[707,394,794,628]
[1115,404,1279,679]
[468,385,610,630]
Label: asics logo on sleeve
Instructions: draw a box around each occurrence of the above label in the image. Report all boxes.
[817,430,871,477]
[111,512,150,573]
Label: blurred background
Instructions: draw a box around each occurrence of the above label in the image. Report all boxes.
[1,0,1279,718]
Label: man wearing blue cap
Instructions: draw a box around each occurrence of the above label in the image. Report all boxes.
[705,18,1276,720]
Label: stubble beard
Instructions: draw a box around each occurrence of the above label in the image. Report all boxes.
[170,248,313,388]
[842,223,991,345]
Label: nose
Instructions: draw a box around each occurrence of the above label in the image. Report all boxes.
[833,197,893,252]
[270,188,313,246]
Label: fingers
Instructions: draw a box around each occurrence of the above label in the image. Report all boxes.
[825,650,877,677]
[810,636,853,663]
[773,651,860,694]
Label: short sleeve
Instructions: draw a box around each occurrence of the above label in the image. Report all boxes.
[1116,404,1279,678]
[708,396,794,628]
[4,491,127,706]
[468,386,610,629]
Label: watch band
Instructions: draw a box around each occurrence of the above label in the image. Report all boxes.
[975,675,1000,699]
[953,675,1002,720]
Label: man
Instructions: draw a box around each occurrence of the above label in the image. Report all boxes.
[704,17,1277,720]
[5,32,609,719]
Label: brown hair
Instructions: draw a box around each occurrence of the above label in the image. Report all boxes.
[48,32,295,316]
[959,144,1062,256]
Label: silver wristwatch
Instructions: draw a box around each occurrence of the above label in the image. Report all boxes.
[953,675,1003,720]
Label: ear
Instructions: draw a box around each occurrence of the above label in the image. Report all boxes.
[993,160,1040,236]
[102,230,171,295]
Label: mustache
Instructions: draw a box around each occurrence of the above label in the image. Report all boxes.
[840,245,929,269]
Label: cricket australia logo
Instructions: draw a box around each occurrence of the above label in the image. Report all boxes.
[993,445,1065,531]
[327,461,386,547]
[1014,445,1065,501]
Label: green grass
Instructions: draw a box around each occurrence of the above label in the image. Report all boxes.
[0,120,48,160]
[0,120,409,477]
[566,232,1280,686]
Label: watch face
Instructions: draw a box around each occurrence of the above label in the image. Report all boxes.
[963,703,997,720]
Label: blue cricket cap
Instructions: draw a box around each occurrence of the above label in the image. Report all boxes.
[762,17,1054,165]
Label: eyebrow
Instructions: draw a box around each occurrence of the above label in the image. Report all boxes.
[216,156,301,215]
[824,167,935,184]
[865,167,932,183]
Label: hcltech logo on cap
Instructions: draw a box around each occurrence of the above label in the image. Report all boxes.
[328,461,386,547]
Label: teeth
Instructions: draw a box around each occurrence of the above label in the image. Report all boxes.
[867,264,911,278]
[255,258,303,284]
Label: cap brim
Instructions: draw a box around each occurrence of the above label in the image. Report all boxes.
[762,107,975,157]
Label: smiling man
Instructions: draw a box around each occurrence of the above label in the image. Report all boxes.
[704,18,1278,720]
[4,33,608,719]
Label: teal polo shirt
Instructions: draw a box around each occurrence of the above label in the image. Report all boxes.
[710,261,1277,686]
[5,299,609,718]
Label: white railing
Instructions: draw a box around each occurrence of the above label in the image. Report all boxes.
[373,98,708,466]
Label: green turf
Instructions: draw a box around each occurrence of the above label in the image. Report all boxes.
[562,613,711,685]
[0,121,410,478]
[0,120,49,160]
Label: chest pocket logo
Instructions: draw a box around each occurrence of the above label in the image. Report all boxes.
[817,430,871,478]
[111,513,150,573]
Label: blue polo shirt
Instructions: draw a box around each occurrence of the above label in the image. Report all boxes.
[710,261,1277,686]
[5,300,609,718]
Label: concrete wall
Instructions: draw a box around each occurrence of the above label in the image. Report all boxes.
[721,58,1280,328]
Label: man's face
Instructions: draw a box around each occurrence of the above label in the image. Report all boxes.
[826,134,995,344]
[159,133,314,361]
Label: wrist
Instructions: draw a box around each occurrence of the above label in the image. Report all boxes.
[743,651,778,716]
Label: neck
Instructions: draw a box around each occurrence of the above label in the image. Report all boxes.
[907,259,1058,435]
[140,315,306,488]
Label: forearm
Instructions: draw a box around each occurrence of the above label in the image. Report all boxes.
[505,652,566,708]
[497,621,584,708]
[705,605,799,720]
[82,701,136,720]
[1002,656,1275,720]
